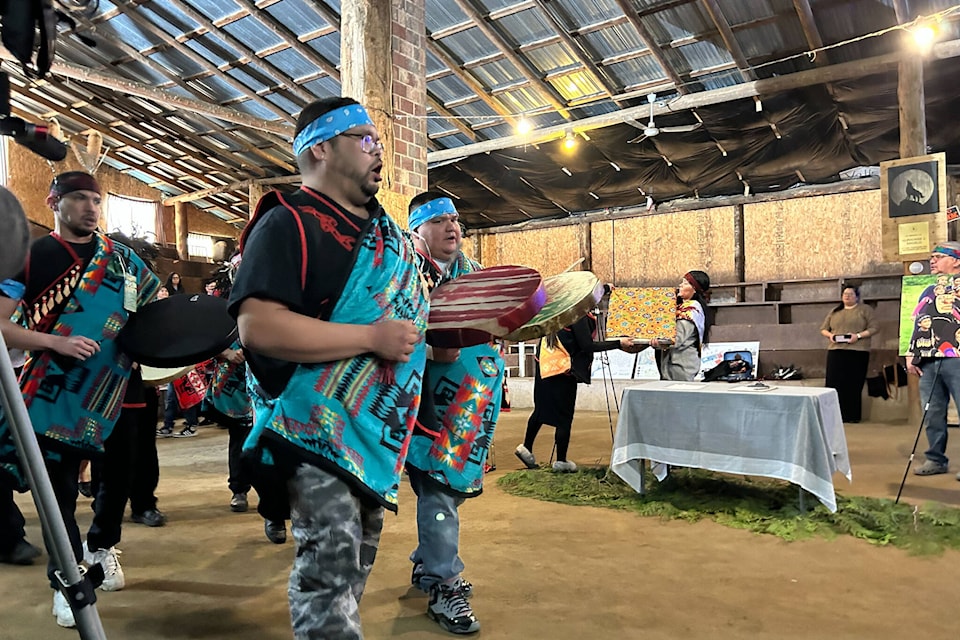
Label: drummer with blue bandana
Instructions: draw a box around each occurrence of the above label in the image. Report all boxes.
[229,98,428,640]
[405,191,504,635]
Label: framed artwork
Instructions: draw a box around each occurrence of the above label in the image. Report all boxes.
[886,159,939,217]
[880,153,947,263]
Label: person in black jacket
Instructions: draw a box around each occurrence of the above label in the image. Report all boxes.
[515,313,630,472]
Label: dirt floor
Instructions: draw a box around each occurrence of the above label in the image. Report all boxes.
[3,407,960,639]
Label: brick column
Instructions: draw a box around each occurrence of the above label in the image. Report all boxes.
[341,0,427,228]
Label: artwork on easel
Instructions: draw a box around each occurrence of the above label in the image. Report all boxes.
[606,287,676,342]
[900,274,960,357]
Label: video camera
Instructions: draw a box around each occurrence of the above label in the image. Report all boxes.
[0,0,99,161]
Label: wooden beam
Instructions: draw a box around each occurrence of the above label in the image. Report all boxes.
[0,51,294,137]
[426,40,519,128]
[530,0,625,105]
[54,24,293,171]
[612,0,685,92]
[175,202,189,260]
[163,176,302,205]
[427,38,960,163]
[450,0,571,118]
[164,0,315,106]
[792,0,829,65]
[114,3,295,125]
[472,177,881,236]
[700,0,757,81]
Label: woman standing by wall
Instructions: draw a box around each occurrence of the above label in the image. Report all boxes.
[655,270,712,381]
[820,285,878,423]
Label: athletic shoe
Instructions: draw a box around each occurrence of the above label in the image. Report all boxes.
[427,582,480,634]
[412,564,473,598]
[552,460,578,473]
[173,425,198,438]
[84,543,125,592]
[52,590,75,628]
[0,539,42,565]
[156,425,174,438]
[514,444,537,469]
[131,509,167,527]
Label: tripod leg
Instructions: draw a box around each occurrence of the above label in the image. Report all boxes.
[896,359,943,504]
[0,335,108,639]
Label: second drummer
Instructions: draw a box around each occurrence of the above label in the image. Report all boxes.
[406,192,502,635]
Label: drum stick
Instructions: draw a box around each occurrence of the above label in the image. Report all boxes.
[560,258,585,273]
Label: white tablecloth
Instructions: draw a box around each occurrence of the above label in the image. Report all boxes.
[610,381,852,512]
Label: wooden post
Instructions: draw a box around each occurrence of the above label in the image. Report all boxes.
[579,221,592,274]
[175,201,189,260]
[340,0,427,226]
[248,182,264,217]
[733,203,745,301]
[898,53,927,424]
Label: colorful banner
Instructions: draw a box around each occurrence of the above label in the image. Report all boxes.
[606,287,676,341]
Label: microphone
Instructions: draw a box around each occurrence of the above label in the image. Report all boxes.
[13,122,67,161]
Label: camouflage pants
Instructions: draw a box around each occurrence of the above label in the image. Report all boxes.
[287,464,384,640]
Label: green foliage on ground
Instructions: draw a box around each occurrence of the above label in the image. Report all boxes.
[497,467,960,554]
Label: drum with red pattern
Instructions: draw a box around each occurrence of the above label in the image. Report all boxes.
[427,265,546,348]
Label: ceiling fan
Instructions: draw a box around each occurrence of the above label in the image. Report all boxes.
[627,93,702,144]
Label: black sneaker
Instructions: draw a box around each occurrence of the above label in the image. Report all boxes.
[173,425,198,438]
[427,582,480,634]
[0,539,42,565]
[131,509,167,527]
[230,492,248,513]
[264,519,287,544]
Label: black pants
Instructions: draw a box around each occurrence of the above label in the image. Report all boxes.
[129,391,161,515]
[42,454,87,589]
[0,484,27,554]
[825,349,870,423]
[228,422,252,495]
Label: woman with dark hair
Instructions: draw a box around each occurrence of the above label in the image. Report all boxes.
[820,285,878,423]
[654,270,713,381]
[164,272,185,295]
[515,313,632,472]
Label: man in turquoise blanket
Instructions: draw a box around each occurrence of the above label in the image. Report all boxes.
[405,192,505,635]
[229,97,428,640]
[0,171,160,628]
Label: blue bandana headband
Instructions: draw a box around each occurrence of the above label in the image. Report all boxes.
[933,244,960,260]
[293,104,375,156]
[409,197,457,230]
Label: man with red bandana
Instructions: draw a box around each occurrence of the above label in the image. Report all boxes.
[0,171,160,628]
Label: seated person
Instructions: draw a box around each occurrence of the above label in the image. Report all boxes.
[728,353,750,375]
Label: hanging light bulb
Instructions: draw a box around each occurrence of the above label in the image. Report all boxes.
[563,131,576,150]
[911,20,938,51]
[516,118,532,135]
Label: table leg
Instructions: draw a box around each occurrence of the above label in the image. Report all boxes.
[797,486,806,513]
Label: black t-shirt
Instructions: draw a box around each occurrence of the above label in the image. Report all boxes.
[227,188,374,397]
[2,234,97,308]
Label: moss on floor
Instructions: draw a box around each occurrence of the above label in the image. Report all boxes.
[498,467,960,554]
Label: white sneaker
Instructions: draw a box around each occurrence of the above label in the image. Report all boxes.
[52,590,76,628]
[515,444,537,469]
[84,542,125,592]
[552,460,577,473]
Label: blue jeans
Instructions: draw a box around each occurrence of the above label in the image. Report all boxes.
[918,358,960,465]
[408,467,464,589]
[163,383,198,428]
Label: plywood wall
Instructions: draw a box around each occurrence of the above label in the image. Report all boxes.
[743,189,898,281]
[595,206,737,286]
[478,224,584,275]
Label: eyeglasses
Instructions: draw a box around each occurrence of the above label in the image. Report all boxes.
[341,133,384,154]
